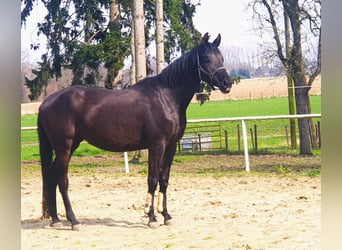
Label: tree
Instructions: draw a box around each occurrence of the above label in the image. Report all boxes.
[283,3,297,149]
[155,0,165,74]
[130,0,147,162]
[21,0,130,100]
[133,0,146,82]
[21,0,201,100]
[104,0,124,89]
[250,0,321,155]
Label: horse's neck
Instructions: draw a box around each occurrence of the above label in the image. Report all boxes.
[172,75,199,112]
[158,50,200,112]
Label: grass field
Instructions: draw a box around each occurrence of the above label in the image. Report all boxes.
[21,95,321,162]
[187,95,321,118]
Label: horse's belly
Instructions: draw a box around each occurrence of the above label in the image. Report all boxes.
[84,133,147,152]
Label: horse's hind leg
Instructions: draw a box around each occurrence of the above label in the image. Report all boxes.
[57,169,80,231]
[46,167,62,227]
[59,141,81,230]
[52,140,81,230]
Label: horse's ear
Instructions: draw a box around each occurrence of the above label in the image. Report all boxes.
[202,32,210,45]
[212,34,221,47]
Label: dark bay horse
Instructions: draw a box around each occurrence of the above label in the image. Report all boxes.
[38,33,233,230]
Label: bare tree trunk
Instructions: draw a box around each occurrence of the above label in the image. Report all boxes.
[110,0,120,27]
[284,4,297,149]
[105,0,121,89]
[132,0,147,162]
[287,0,312,155]
[155,0,165,74]
[295,88,313,155]
[306,92,318,148]
[133,0,146,82]
[130,23,136,86]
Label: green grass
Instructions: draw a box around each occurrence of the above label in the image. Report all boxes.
[186,95,321,119]
[21,95,321,161]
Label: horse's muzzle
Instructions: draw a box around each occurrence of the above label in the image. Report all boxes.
[219,86,231,94]
[219,78,233,93]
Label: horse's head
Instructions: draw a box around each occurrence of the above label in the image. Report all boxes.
[197,33,233,93]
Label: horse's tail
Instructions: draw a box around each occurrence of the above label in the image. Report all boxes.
[37,114,53,219]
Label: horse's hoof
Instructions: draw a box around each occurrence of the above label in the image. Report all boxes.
[148,221,160,229]
[72,224,82,231]
[164,219,172,226]
[50,221,63,228]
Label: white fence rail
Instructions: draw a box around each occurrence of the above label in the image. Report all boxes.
[21,113,321,172]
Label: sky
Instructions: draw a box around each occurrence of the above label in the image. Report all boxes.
[192,0,260,49]
[21,0,262,65]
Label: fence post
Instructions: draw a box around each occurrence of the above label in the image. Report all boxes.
[219,124,222,148]
[124,152,129,173]
[224,130,228,151]
[254,124,258,151]
[237,124,241,151]
[317,121,321,149]
[285,125,289,147]
[198,134,202,151]
[241,120,250,172]
[250,127,255,151]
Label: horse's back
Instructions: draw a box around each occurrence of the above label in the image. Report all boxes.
[39,85,94,113]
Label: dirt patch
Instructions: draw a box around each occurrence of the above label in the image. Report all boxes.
[21,156,320,249]
[198,76,321,102]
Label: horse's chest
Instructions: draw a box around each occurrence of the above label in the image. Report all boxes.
[162,111,186,139]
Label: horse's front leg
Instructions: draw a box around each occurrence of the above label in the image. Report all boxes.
[145,144,165,228]
[157,167,172,225]
[157,143,177,225]
[145,176,159,228]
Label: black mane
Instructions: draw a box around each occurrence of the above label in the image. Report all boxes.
[157,46,199,88]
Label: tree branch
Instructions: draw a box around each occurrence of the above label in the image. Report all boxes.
[87,29,104,44]
[307,27,321,87]
[261,0,287,66]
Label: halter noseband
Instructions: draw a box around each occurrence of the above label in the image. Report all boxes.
[197,52,226,90]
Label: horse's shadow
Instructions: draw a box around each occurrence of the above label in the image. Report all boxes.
[21,217,148,230]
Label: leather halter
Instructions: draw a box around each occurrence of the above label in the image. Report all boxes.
[196,52,226,90]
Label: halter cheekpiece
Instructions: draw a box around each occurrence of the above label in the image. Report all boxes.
[196,52,226,90]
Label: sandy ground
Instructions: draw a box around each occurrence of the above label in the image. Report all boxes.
[21,172,320,250]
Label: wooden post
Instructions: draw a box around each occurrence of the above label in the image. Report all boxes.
[285,125,290,147]
[317,121,321,149]
[254,124,258,151]
[224,130,228,151]
[250,128,255,151]
[219,124,222,148]
[237,124,241,151]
